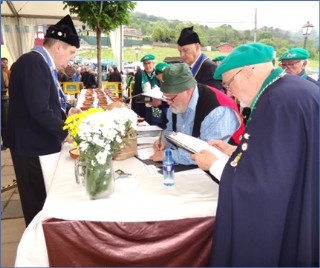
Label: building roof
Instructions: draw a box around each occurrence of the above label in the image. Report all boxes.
[124,28,143,38]
[216,43,235,48]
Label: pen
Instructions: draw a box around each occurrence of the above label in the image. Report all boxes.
[158,130,163,150]
[220,134,231,140]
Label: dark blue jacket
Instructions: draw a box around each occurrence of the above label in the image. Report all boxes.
[210,74,319,266]
[5,51,67,157]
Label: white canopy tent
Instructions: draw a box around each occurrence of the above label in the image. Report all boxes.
[1,1,75,62]
[1,1,122,70]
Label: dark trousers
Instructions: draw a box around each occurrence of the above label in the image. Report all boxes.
[10,150,46,226]
[1,96,9,144]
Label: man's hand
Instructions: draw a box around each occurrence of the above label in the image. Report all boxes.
[208,140,236,156]
[191,150,217,171]
[153,140,166,151]
[149,98,162,107]
[65,135,74,144]
[68,107,82,116]
[149,149,164,162]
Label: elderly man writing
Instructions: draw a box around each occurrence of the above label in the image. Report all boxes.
[191,43,319,266]
[150,63,242,165]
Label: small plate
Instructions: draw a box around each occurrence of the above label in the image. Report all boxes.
[137,117,145,123]
[69,148,80,159]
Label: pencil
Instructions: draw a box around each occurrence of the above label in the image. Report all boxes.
[158,130,163,150]
[220,134,231,140]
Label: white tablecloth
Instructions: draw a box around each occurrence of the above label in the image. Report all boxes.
[15,143,219,266]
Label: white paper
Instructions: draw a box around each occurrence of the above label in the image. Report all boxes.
[137,125,163,132]
[143,164,161,177]
[176,168,208,175]
[142,85,164,100]
[166,132,228,159]
[137,136,159,145]
[137,147,154,160]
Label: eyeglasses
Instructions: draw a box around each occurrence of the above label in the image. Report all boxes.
[222,69,242,90]
[164,94,178,103]
[279,61,301,68]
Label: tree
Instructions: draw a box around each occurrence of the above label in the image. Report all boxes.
[63,1,136,87]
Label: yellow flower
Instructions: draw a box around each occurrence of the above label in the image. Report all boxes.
[63,108,104,141]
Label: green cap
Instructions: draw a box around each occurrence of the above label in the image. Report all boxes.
[155,62,169,73]
[140,54,155,62]
[161,63,197,94]
[214,42,274,80]
[212,55,226,62]
[278,48,310,61]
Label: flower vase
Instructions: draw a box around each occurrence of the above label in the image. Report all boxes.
[85,156,115,200]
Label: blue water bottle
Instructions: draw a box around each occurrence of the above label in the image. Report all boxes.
[163,149,175,186]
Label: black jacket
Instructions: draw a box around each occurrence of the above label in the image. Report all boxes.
[5,51,68,156]
[194,58,224,91]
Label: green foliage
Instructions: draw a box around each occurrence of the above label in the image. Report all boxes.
[152,23,177,43]
[257,31,273,40]
[78,46,319,70]
[258,38,276,49]
[128,11,319,61]
[63,1,136,87]
[64,1,136,32]
[75,10,318,70]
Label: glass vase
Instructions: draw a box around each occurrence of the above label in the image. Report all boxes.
[75,158,86,186]
[85,156,115,200]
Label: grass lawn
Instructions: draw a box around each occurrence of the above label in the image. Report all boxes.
[77,46,319,70]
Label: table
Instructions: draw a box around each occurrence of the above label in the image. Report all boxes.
[15,142,219,266]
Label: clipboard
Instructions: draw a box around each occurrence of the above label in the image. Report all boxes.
[165,131,227,159]
[166,132,197,154]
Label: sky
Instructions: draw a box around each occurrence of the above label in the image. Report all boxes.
[134,1,319,33]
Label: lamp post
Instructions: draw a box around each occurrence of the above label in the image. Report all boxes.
[135,47,140,62]
[302,21,314,49]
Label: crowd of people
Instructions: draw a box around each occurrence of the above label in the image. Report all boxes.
[2,14,319,267]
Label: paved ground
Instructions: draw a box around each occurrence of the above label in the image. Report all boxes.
[1,149,25,267]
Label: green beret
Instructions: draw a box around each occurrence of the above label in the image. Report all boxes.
[278,48,310,61]
[212,55,226,62]
[214,42,274,80]
[140,54,155,62]
[155,62,169,73]
[161,63,197,94]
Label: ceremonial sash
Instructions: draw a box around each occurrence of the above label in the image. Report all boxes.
[191,53,209,78]
[31,46,67,115]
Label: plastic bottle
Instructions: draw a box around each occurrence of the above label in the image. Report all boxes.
[163,149,175,186]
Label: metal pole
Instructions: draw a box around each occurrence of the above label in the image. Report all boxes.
[253,8,257,42]
[303,36,307,49]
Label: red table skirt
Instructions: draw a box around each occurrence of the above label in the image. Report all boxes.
[43,216,215,266]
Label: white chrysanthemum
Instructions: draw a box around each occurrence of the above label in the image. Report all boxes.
[106,167,111,174]
[74,107,137,166]
[92,134,106,147]
[79,142,89,152]
[96,150,108,165]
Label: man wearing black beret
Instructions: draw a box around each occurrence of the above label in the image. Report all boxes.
[5,15,80,226]
[177,26,224,92]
